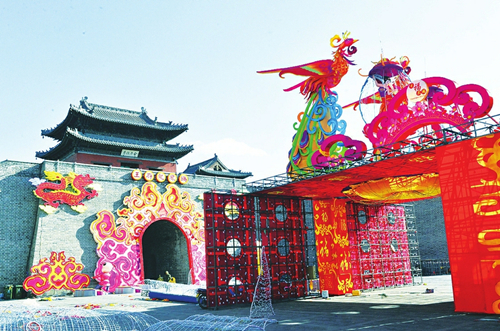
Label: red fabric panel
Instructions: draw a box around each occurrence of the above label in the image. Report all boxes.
[436,133,500,314]
[314,199,353,295]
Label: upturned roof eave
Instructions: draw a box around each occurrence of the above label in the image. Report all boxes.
[41,104,189,140]
[36,129,193,160]
[73,104,189,130]
[196,168,253,179]
[183,155,218,173]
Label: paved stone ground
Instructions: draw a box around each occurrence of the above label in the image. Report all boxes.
[2,275,500,330]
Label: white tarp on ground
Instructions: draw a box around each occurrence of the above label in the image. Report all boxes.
[141,279,200,297]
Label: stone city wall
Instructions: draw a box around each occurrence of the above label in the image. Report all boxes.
[0,160,245,289]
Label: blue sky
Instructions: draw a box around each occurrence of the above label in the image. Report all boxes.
[1,1,499,180]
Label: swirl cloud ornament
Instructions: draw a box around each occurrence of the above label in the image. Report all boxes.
[90,182,205,287]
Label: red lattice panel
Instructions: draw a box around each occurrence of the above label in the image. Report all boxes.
[205,193,308,308]
[204,193,257,307]
[259,197,307,300]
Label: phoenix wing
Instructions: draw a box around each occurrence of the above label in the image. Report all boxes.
[258,59,334,93]
[257,59,333,78]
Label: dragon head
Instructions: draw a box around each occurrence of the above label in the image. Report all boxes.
[331,31,358,64]
[70,173,97,195]
[78,174,96,187]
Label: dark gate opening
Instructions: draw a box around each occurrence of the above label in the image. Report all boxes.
[142,220,191,284]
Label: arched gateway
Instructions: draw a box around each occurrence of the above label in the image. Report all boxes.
[90,182,205,286]
[141,220,190,282]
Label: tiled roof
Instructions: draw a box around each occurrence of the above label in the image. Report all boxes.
[183,154,219,173]
[196,168,253,179]
[36,128,193,160]
[41,97,188,137]
[67,128,193,152]
[183,154,252,179]
[80,98,188,129]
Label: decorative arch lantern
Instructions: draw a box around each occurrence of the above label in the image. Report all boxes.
[90,182,205,287]
[347,56,493,152]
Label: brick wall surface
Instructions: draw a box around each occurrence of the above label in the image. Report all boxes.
[412,197,449,260]
[0,160,247,289]
[0,160,41,289]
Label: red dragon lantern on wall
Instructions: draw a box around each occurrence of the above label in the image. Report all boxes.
[31,171,100,214]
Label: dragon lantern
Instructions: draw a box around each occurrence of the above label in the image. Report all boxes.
[31,171,100,214]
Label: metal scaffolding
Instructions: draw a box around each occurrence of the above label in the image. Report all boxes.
[401,203,423,285]
[346,203,422,290]
[245,115,500,193]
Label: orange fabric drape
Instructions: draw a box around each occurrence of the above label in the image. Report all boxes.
[343,173,441,204]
